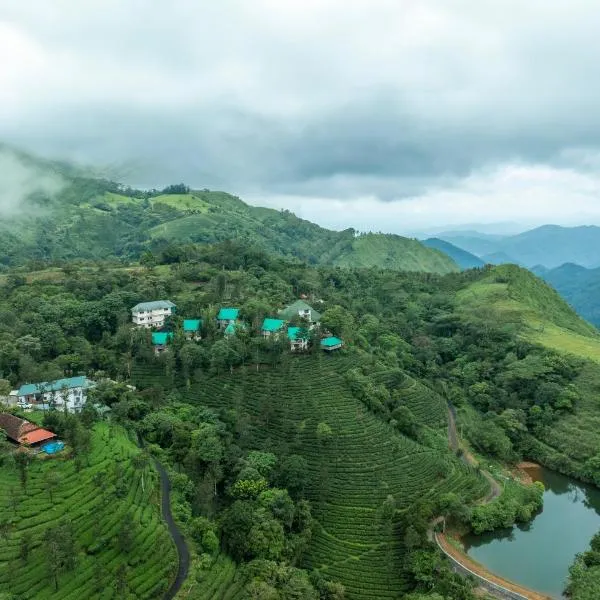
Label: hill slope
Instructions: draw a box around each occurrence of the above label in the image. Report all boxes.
[0,422,176,599]
[422,238,485,269]
[0,149,457,274]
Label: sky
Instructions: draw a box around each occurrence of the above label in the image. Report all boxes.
[3,1,600,233]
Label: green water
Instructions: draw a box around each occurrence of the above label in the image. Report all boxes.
[463,468,600,599]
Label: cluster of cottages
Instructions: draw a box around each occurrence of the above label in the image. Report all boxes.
[131,298,343,355]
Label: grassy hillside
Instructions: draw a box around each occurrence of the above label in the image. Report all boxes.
[133,355,487,599]
[456,264,600,362]
[0,422,176,599]
[0,149,457,274]
[333,233,458,274]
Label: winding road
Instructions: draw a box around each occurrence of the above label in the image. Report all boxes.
[153,457,190,600]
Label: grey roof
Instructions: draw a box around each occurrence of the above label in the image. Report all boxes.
[131,300,176,313]
[279,300,321,323]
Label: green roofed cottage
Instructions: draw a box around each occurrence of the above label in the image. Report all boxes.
[261,318,285,337]
[152,331,174,355]
[321,336,343,351]
[131,300,176,329]
[183,319,202,341]
[217,308,240,329]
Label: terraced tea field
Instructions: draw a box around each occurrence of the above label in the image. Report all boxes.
[0,423,176,599]
[175,354,488,599]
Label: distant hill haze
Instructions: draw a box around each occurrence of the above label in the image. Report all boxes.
[0,147,458,274]
[422,238,485,269]
[440,225,600,269]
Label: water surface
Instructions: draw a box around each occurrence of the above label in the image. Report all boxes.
[463,467,600,599]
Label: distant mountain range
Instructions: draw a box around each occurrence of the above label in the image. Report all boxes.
[438,225,600,269]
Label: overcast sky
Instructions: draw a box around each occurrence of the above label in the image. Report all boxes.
[3,1,600,233]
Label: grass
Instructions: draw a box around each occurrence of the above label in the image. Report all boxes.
[135,354,488,599]
[457,265,600,363]
[0,422,176,599]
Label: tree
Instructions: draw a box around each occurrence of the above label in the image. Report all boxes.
[43,520,76,591]
[19,531,33,563]
[14,451,31,491]
[117,519,135,554]
[44,470,62,504]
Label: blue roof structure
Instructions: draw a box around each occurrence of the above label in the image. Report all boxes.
[183,319,202,332]
[217,308,239,321]
[152,332,174,345]
[262,318,285,333]
[320,337,343,348]
[17,376,93,397]
[287,327,308,341]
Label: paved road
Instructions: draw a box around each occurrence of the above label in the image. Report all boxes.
[152,457,190,600]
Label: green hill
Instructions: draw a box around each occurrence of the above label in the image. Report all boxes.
[133,355,487,599]
[0,422,176,599]
[0,149,457,274]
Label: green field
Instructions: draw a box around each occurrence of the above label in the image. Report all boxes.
[134,355,488,599]
[0,423,176,599]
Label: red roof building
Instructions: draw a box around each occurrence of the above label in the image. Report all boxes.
[0,413,56,446]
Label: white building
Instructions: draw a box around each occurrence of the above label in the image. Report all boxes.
[16,376,95,413]
[131,300,176,328]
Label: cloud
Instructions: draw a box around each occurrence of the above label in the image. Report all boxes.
[2,1,600,228]
[0,149,65,218]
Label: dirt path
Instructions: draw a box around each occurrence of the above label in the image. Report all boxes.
[447,403,502,501]
[153,457,191,600]
[436,533,553,600]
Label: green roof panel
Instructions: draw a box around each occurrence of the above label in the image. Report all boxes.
[152,332,174,345]
[320,336,343,348]
[217,308,239,321]
[262,318,285,332]
[183,319,202,332]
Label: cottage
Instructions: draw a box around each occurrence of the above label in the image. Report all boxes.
[131,300,176,329]
[320,336,343,352]
[0,413,56,446]
[261,318,285,338]
[288,327,309,352]
[217,308,240,329]
[16,376,95,413]
[183,319,202,341]
[152,332,174,355]
[279,300,321,328]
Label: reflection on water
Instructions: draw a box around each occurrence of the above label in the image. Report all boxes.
[463,467,600,599]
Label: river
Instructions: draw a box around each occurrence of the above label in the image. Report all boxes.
[462,467,600,599]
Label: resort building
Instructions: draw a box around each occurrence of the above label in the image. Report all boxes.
[131,300,176,328]
[261,318,286,338]
[16,376,95,413]
[321,336,343,352]
[183,319,202,341]
[152,332,174,355]
[279,300,321,328]
[217,308,240,329]
[288,327,309,352]
[0,413,56,446]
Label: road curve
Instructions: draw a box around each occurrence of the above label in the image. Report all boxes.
[152,457,190,600]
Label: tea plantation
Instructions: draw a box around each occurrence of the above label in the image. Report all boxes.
[0,423,176,599]
[134,354,489,599]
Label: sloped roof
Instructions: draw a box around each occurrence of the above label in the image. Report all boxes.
[321,336,343,348]
[131,300,176,313]
[152,332,174,345]
[262,318,285,332]
[0,413,54,444]
[287,327,309,341]
[217,308,239,321]
[17,376,93,397]
[279,300,321,322]
[183,319,202,332]
[20,428,56,445]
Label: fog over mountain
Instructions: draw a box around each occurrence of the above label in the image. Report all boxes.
[4,1,600,231]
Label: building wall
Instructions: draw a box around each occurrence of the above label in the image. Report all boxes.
[132,307,173,328]
[19,386,90,413]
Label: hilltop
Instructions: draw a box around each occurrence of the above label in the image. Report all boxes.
[0,148,457,274]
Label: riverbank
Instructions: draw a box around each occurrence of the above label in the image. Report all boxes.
[436,532,553,600]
